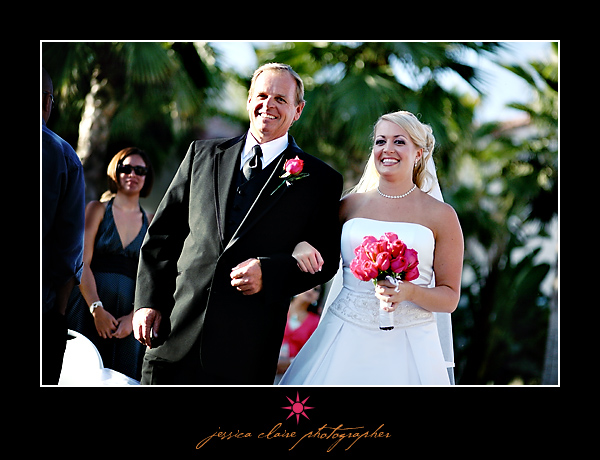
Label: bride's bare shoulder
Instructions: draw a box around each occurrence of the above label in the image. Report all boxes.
[340,191,372,223]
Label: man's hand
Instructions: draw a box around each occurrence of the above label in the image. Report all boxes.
[133,308,162,348]
[230,258,263,295]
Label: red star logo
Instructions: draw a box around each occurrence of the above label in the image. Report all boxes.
[282,392,314,424]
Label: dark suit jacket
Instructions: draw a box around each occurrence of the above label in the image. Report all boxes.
[134,134,343,383]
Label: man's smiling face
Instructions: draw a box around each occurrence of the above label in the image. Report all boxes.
[247,70,305,143]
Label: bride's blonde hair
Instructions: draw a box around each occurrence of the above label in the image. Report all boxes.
[349,111,436,195]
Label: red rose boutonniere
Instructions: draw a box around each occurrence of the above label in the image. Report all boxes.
[271,156,310,195]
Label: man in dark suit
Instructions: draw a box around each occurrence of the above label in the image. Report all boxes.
[133,63,343,384]
[42,67,85,384]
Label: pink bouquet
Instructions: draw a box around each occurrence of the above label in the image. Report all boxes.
[350,232,419,330]
[350,232,419,284]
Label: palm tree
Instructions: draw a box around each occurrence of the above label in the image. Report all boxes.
[503,43,558,385]
[450,43,558,384]
[42,42,225,201]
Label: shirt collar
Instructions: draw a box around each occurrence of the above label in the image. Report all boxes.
[241,130,289,169]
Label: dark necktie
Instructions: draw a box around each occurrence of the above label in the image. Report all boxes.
[242,144,263,182]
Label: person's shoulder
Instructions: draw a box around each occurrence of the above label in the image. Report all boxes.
[304,154,339,175]
[192,134,246,152]
[184,135,246,169]
[42,122,62,147]
[340,191,370,222]
[421,192,457,219]
[85,200,107,215]
[418,192,460,237]
[295,150,342,186]
[84,200,107,228]
[42,124,81,169]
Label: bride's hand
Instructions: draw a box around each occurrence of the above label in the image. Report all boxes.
[375,279,413,311]
[293,241,323,274]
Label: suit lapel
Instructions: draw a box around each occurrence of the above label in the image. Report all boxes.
[224,137,303,252]
[213,134,245,247]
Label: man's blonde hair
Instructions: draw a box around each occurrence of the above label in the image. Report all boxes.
[248,63,305,106]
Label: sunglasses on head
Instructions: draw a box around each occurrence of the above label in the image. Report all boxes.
[117,164,148,176]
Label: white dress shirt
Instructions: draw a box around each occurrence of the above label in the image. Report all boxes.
[240,131,289,170]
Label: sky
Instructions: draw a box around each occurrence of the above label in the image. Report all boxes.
[211,41,553,124]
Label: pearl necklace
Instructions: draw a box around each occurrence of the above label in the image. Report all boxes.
[377,184,417,199]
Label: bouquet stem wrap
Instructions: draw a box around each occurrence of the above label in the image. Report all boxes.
[379,276,399,331]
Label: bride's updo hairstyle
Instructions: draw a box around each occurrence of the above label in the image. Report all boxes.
[350,111,436,195]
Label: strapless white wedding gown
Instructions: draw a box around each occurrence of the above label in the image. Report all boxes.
[280,218,451,385]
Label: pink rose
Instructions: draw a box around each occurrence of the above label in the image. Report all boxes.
[360,235,378,248]
[363,241,379,259]
[354,244,372,262]
[382,232,406,257]
[272,156,310,195]
[284,156,304,175]
[404,248,419,269]
[363,235,378,244]
[404,266,420,281]
[377,239,390,254]
[403,248,419,281]
[365,239,389,260]
[382,232,398,244]
[375,252,391,271]
[350,258,379,282]
[391,255,408,274]
[390,239,406,258]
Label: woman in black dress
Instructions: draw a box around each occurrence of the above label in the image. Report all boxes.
[67,147,154,380]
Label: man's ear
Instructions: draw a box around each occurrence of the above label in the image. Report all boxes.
[42,93,52,118]
[293,101,306,122]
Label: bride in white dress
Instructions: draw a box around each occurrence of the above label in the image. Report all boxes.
[280,111,464,385]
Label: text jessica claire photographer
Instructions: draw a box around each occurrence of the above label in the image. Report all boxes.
[196,422,391,452]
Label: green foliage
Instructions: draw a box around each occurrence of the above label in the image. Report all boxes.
[449,43,558,383]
